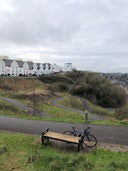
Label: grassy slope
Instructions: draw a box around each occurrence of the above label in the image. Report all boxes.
[0,131,128,171]
[58,95,128,125]
[0,77,128,125]
[0,77,84,123]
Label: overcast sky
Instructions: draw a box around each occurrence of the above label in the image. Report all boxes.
[0,0,128,73]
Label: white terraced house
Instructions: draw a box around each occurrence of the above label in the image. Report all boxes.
[0,57,72,76]
[17,61,29,76]
[1,59,19,76]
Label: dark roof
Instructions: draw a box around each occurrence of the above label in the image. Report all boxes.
[37,63,41,69]
[3,59,13,66]
[16,61,25,68]
[43,63,51,69]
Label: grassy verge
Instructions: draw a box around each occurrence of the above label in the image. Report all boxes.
[88,119,128,126]
[39,104,83,123]
[0,131,128,171]
[0,98,128,125]
[0,100,29,117]
[58,95,84,110]
[59,95,115,116]
[58,96,128,125]
[0,99,84,123]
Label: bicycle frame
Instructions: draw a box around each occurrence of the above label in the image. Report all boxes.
[72,126,90,136]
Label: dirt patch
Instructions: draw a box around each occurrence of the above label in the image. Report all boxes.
[97,142,128,153]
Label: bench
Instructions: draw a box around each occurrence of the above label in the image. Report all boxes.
[41,128,84,152]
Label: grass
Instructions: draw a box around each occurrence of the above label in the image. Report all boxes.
[0,131,128,171]
[39,104,84,123]
[58,95,84,110]
[0,97,128,125]
[88,119,128,126]
[59,95,115,116]
[0,77,127,125]
[86,100,115,116]
[0,100,29,117]
[0,99,84,123]
[57,96,128,125]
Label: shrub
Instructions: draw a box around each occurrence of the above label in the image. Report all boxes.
[57,83,69,91]
[115,105,128,120]
[39,75,72,84]
[66,71,127,108]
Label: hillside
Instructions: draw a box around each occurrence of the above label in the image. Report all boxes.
[0,73,128,122]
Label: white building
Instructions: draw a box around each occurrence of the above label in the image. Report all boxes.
[62,63,72,72]
[0,57,6,75]
[2,59,19,76]
[17,61,29,76]
[0,57,73,76]
[52,64,62,73]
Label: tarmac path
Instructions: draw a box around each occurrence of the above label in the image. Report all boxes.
[0,96,128,146]
[0,95,104,120]
[0,115,128,146]
[0,96,47,117]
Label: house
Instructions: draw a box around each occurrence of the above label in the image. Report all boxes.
[62,63,72,72]
[0,57,73,76]
[17,60,29,76]
[43,63,52,75]
[2,59,19,76]
[52,64,62,73]
[0,58,6,75]
[27,61,34,75]
[36,63,45,76]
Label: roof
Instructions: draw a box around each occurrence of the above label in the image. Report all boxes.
[16,61,25,68]
[3,59,13,67]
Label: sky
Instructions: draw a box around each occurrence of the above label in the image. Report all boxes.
[0,0,128,73]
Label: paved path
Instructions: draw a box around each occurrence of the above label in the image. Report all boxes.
[0,116,128,146]
[0,96,47,117]
[0,95,105,120]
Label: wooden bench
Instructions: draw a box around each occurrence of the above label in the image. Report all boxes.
[41,128,84,152]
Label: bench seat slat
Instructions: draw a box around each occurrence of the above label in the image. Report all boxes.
[44,131,79,144]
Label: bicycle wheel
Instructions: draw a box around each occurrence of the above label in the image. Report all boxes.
[83,134,97,148]
[63,131,74,136]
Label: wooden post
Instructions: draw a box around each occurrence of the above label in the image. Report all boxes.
[84,109,88,123]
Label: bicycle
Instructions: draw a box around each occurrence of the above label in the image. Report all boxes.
[63,126,97,148]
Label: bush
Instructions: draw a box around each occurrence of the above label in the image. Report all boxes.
[57,83,69,91]
[71,85,86,96]
[66,71,127,108]
[39,75,72,84]
[115,105,128,120]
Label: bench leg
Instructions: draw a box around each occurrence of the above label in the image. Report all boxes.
[41,136,49,144]
[78,143,83,152]
[78,136,84,152]
[41,135,44,144]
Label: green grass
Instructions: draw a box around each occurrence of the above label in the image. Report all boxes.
[58,95,84,110]
[86,100,115,116]
[0,131,128,171]
[88,119,128,126]
[58,95,115,116]
[38,104,84,123]
[0,99,84,123]
[0,98,128,125]
[0,100,29,117]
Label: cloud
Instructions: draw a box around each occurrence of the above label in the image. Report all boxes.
[0,0,128,72]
